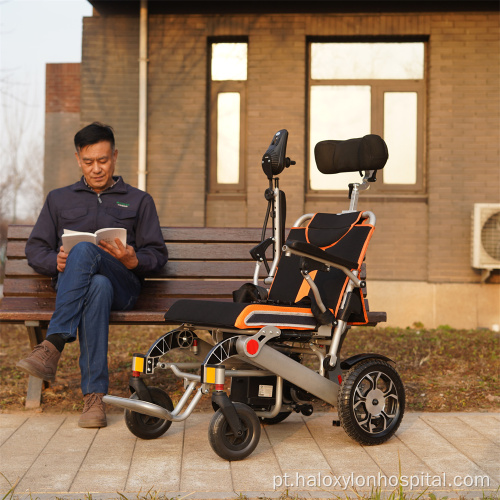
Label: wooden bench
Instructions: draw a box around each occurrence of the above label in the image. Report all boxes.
[0,224,385,408]
[0,224,270,408]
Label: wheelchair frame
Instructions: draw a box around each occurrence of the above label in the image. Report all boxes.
[104,130,405,461]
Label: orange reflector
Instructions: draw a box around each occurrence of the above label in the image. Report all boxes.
[205,366,216,384]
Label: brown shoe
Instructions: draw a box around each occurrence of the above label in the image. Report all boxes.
[16,340,61,382]
[78,393,107,428]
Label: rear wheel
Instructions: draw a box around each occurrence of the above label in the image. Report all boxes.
[208,402,261,461]
[124,387,174,440]
[338,359,405,445]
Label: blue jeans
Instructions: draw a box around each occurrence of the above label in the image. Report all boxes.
[47,242,142,395]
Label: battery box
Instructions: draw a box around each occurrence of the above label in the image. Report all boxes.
[230,375,277,409]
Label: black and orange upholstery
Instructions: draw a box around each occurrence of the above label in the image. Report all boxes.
[164,210,374,332]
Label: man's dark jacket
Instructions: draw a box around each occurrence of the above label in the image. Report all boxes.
[26,176,168,278]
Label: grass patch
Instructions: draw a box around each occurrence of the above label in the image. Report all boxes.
[0,323,498,413]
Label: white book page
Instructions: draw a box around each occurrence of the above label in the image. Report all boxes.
[95,227,127,248]
[63,229,88,235]
[61,233,96,253]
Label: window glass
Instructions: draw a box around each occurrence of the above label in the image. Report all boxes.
[383,92,417,184]
[310,86,371,191]
[217,92,240,184]
[212,43,248,81]
[311,43,424,80]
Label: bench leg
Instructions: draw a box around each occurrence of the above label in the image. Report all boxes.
[25,377,44,409]
[24,321,49,409]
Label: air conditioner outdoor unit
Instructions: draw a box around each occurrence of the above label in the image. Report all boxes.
[471,203,500,281]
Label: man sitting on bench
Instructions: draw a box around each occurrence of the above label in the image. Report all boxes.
[17,122,168,428]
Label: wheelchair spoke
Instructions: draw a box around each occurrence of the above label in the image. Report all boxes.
[365,373,376,391]
[379,411,389,430]
[353,398,366,410]
[382,408,396,419]
[382,379,394,397]
[357,413,370,428]
[355,385,366,399]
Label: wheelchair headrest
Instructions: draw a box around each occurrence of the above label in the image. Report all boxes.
[314,135,388,175]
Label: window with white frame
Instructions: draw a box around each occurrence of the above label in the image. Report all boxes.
[209,41,247,192]
[308,39,426,193]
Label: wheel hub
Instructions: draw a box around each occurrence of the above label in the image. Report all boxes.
[364,388,385,416]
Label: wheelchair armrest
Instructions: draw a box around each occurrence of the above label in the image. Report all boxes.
[285,240,358,270]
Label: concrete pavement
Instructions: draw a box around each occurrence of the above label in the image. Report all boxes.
[0,411,499,500]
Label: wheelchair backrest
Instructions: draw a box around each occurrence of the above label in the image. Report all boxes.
[268,211,374,324]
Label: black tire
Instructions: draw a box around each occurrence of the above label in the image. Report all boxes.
[338,359,405,446]
[124,387,174,440]
[260,411,292,425]
[208,402,261,461]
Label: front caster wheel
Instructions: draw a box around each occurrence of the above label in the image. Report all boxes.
[124,386,174,440]
[338,359,405,446]
[208,402,261,461]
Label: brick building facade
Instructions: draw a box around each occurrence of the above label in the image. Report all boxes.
[44,1,499,329]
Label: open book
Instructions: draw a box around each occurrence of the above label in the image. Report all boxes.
[62,228,127,253]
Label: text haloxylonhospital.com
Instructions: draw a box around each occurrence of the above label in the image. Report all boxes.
[272,472,490,491]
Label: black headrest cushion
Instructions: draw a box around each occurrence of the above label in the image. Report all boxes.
[314,134,388,175]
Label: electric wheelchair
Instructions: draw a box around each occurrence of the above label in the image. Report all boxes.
[104,130,405,461]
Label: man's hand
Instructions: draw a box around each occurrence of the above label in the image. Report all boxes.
[57,246,69,272]
[99,238,139,270]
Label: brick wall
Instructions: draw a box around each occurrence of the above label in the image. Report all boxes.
[45,63,81,114]
[74,10,499,285]
[426,13,500,282]
[44,63,82,194]
[81,16,140,185]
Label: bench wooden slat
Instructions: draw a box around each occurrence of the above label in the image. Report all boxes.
[6,240,261,261]
[0,296,233,324]
[161,227,266,243]
[4,259,264,279]
[3,278,54,297]
[3,278,249,298]
[5,224,267,243]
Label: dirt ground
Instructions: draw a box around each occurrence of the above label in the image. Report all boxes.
[0,323,499,414]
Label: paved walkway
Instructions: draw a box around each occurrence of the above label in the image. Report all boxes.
[0,411,498,500]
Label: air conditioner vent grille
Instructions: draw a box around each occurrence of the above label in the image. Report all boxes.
[482,212,500,261]
[472,203,500,271]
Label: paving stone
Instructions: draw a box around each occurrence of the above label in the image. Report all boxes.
[0,414,65,490]
[231,434,281,492]
[396,415,498,495]
[456,413,500,445]
[17,415,97,492]
[0,414,28,446]
[126,422,184,491]
[422,414,500,483]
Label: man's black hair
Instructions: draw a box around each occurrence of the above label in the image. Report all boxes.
[74,122,115,151]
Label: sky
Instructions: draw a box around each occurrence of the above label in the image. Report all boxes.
[0,0,93,219]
